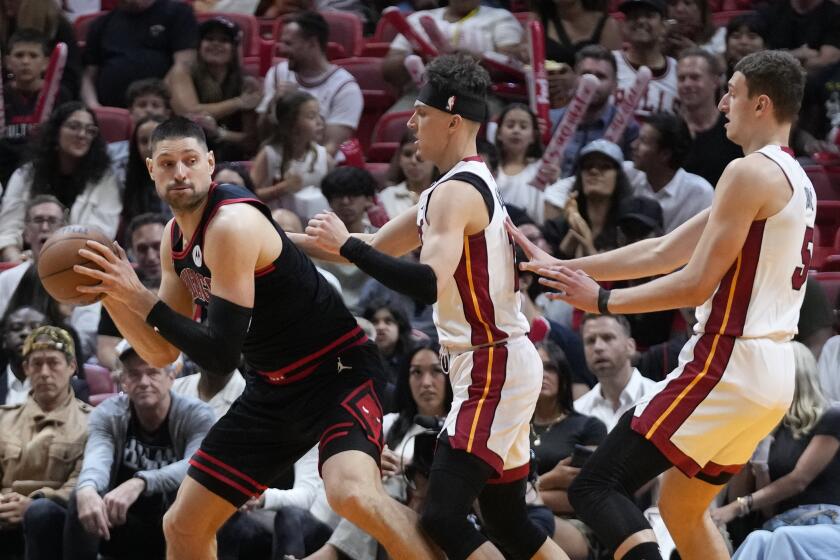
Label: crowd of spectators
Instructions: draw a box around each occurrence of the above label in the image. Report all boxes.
[0,0,839,558]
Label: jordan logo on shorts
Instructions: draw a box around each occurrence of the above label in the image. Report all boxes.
[336,358,352,373]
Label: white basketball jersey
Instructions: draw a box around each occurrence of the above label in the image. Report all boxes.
[694,145,817,340]
[613,51,678,116]
[416,157,529,350]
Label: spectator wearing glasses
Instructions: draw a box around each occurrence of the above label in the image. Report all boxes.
[64,339,215,560]
[0,102,121,263]
[168,16,261,162]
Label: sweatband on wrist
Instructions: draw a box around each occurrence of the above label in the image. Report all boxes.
[597,287,611,315]
[146,295,252,374]
[417,82,488,123]
[340,237,438,305]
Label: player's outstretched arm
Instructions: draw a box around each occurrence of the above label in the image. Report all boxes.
[145,205,263,374]
[540,157,775,313]
[75,222,193,368]
[511,208,710,281]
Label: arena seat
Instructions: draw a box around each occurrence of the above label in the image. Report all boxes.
[73,11,106,44]
[84,364,117,406]
[365,162,390,189]
[370,110,413,145]
[366,142,399,163]
[321,11,364,57]
[804,164,839,201]
[93,107,132,143]
[816,201,840,266]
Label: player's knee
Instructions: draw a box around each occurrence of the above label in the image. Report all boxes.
[419,501,454,548]
[567,469,598,515]
[163,506,206,544]
[325,479,374,521]
[658,494,702,532]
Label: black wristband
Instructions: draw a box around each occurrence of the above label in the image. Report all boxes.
[597,287,611,315]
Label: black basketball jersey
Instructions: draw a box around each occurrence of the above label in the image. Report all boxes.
[171,183,365,384]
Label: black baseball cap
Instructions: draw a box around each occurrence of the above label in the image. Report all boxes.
[199,16,242,44]
[618,0,667,16]
[618,196,663,231]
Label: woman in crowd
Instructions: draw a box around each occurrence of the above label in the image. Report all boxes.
[120,114,168,243]
[379,130,436,220]
[167,16,261,162]
[251,90,332,221]
[543,139,632,258]
[530,339,607,560]
[495,103,547,224]
[303,342,452,560]
[724,14,766,78]
[362,300,414,409]
[663,0,726,58]
[711,342,840,559]
[0,101,120,262]
[214,161,256,192]
[530,0,621,66]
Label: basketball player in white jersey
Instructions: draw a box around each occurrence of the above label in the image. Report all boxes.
[510,50,816,560]
[300,53,567,560]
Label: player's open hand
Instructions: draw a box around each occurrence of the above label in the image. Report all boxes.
[75,241,154,313]
[305,212,351,255]
[504,217,558,272]
[536,266,600,312]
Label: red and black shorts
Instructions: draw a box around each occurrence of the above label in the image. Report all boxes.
[187,341,386,507]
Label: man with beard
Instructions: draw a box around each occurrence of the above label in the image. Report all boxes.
[73,117,440,560]
[613,0,678,116]
[677,48,743,185]
[256,11,363,156]
[550,45,640,178]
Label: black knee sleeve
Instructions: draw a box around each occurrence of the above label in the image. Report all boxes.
[567,410,672,553]
[421,439,493,560]
[479,479,549,560]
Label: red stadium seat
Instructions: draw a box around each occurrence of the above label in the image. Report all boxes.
[365,162,390,189]
[334,58,398,152]
[366,142,399,163]
[372,12,404,43]
[84,364,116,406]
[333,57,393,92]
[195,12,261,58]
[513,12,534,26]
[371,110,413,145]
[92,107,132,143]
[805,164,840,201]
[360,42,391,58]
[321,11,364,57]
[73,11,107,44]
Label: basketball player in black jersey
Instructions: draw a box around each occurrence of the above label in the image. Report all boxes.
[72,117,439,560]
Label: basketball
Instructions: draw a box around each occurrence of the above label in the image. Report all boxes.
[37,225,113,305]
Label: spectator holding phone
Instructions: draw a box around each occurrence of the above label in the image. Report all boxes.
[530,339,607,560]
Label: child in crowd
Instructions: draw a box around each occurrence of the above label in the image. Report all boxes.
[378,130,436,220]
[494,103,547,224]
[250,91,332,221]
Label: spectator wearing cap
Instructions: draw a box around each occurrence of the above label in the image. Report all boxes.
[0,326,91,560]
[65,340,215,560]
[629,112,713,233]
[81,0,198,109]
[257,11,364,157]
[550,45,641,178]
[677,48,743,185]
[381,0,525,115]
[543,139,633,259]
[168,16,261,162]
[613,0,679,116]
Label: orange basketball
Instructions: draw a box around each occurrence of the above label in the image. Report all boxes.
[37,225,113,305]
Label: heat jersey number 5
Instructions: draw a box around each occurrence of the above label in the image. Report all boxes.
[791,226,814,290]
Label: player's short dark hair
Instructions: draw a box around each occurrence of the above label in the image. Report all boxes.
[580,312,632,337]
[126,212,167,244]
[126,78,171,111]
[290,11,329,52]
[320,166,377,200]
[150,116,207,153]
[425,53,491,101]
[645,112,691,169]
[678,47,720,76]
[734,50,805,123]
[575,44,617,77]
[8,28,49,55]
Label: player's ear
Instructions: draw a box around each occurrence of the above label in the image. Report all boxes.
[207,150,216,174]
[449,114,462,131]
[146,157,154,178]
[755,94,770,115]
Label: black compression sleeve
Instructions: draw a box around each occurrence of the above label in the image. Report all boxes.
[339,237,438,305]
[146,295,251,374]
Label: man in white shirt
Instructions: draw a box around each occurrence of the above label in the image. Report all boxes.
[381,0,524,112]
[629,113,713,233]
[172,366,245,420]
[257,11,363,156]
[574,314,657,432]
[0,307,43,405]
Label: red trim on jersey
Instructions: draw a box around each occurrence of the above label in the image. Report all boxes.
[486,462,530,484]
[449,345,508,476]
[254,263,276,277]
[170,183,218,259]
[195,450,267,492]
[702,461,743,477]
[171,191,262,260]
[462,156,483,162]
[780,146,794,157]
[453,232,509,347]
[256,326,368,384]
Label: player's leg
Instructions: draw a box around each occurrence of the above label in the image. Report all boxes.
[320,449,441,560]
[162,476,237,560]
[567,410,673,560]
[657,468,729,560]
[477,477,567,560]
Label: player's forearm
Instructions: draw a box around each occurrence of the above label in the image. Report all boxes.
[102,297,180,368]
[286,232,350,263]
[605,268,706,314]
[564,237,673,281]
